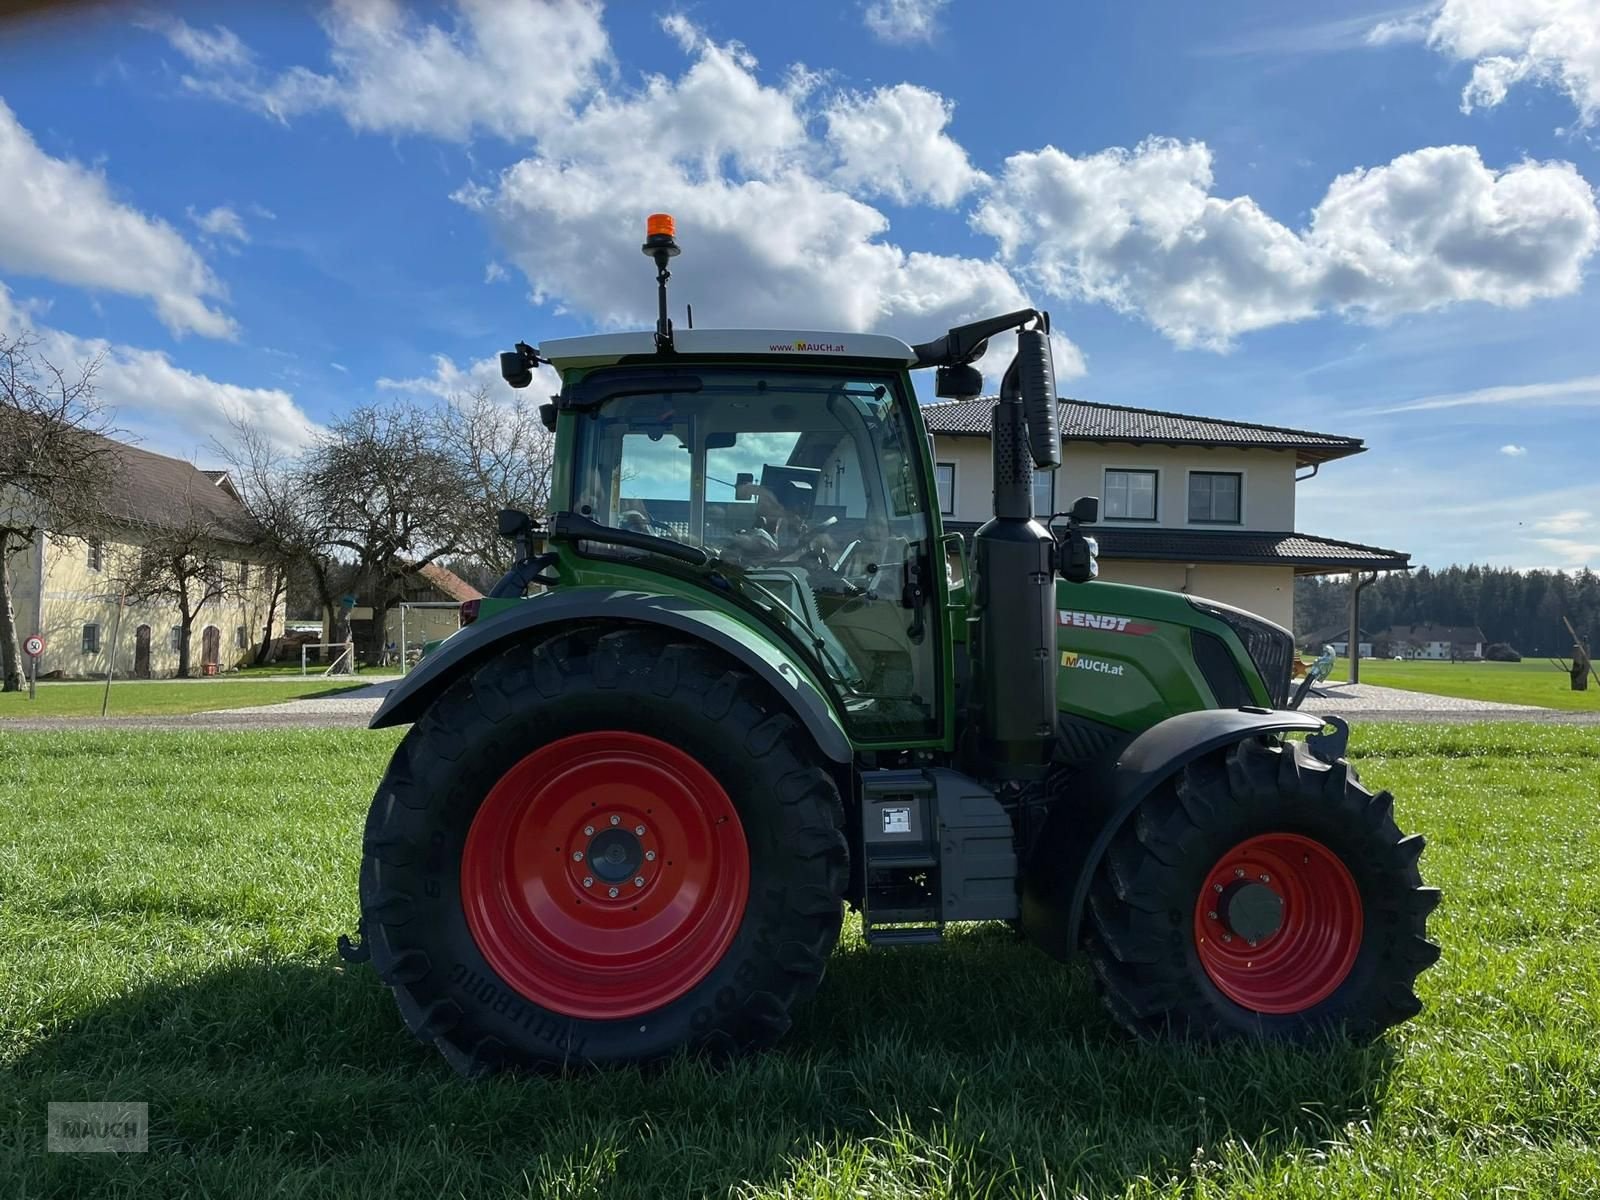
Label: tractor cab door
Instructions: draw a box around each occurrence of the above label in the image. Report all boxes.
[569,365,948,745]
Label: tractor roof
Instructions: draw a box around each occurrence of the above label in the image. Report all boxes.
[540,328,919,371]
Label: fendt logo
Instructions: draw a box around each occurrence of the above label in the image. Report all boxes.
[770,341,847,352]
[1057,609,1156,635]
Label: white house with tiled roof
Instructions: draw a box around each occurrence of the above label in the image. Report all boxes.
[925,397,1408,630]
[8,434,284,680]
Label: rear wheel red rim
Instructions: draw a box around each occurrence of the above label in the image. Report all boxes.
[1193,832,1363,1014]
[461,731,749,1019]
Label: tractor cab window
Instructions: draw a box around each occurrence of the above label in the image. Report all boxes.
[571,368,941,741]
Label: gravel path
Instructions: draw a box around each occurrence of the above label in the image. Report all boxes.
[8,678,1599,731]
[1299,681,1600,724]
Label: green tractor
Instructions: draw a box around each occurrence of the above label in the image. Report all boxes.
[353,216,1439,1075]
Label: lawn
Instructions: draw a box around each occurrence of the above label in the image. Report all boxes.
[2,726,1598,1198]
[1325,656,1600,711]
[0,678,370,719]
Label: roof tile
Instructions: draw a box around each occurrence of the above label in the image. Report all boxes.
[924,398,1364,465]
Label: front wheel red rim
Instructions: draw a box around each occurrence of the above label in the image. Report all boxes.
[461,731,749,1020]
[1193,832,1363,1014]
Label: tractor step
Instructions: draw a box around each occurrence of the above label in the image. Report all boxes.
[857,767,1021,948]
[864,925,943,947]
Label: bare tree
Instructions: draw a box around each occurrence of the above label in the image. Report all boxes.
[216,418,322,665]
[0,333,119,691]
[113,497,231,678]
[303,401,473,665]
[436,388,556,576]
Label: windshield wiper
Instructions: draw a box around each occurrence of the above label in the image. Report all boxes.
[551,512,712,566]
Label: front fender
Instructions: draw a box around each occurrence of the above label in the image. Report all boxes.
[1022,707,1328,960]
[369,588,852,763]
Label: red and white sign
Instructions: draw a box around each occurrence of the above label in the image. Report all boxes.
[23,634,45,658]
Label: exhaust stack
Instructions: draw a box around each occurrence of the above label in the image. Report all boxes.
[969,327,1059,780]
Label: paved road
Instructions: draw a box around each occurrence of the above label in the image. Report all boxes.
[6,678,1599,731]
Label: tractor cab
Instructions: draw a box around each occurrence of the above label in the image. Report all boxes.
[549,344,941,740]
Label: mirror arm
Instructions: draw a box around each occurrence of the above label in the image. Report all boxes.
[912,308,1046,368]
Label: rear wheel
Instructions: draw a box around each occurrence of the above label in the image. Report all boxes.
[360,626,848,1074]
[1085,737,1440,1041]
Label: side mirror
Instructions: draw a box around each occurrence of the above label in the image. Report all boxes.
[538,402,557,432]
[1014,327,1059,469]
[497,508,532,538]
[734,472,758,501]
[1069,495,1099,524]
[934,362,983,401]
[500,350,533,389]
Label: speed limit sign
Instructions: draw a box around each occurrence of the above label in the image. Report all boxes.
[23,634,44,658]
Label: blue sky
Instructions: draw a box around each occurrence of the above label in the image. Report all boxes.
[1,0,1597,569]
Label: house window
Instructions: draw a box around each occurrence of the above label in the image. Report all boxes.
[934,463,956,516]
[235,625,248,650]
[1033,468,1055,518]
[1189,472,1242,524]
[87,538,103,572]
[82,623,101,654]
[1104,469,1157,520]
[238,561,251,590]
[170,625,184,652]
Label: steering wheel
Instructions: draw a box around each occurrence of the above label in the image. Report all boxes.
[795,515,839,556]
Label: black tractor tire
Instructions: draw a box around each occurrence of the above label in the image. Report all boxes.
[359,624,848,1076]
[1084,736,1440,1042]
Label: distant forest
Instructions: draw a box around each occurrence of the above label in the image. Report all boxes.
[1294,566,1600,657]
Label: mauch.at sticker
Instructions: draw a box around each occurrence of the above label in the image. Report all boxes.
[1061,651,1125,676]
[1057,609,1156,634]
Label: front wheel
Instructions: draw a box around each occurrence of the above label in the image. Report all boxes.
[359,626,848,1075]
[1085,737,1441,1041]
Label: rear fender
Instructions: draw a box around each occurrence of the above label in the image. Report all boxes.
[1022,707,1328,959]
[369,588,852,764]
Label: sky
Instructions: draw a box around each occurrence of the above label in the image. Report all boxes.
[1,0,1598,570]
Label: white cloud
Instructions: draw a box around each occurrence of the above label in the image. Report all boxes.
[1356,371,1600,415]
[0,283,316,452]
[974,138,1600,349]
[862,0,950,45]
[1366,11,1434,46]
[825,84,986,207]
[378,352,560,401]
[483,261,508,284]
[1535,536,1599,564]
[1536,508,1589,533]
[1500,443,1528,456]
[0,98,234,339]
[138,12,252,68]
[154,0,611,142]
[1372,0,1600,125]
[457,22,1084,383]
[187,205,249,243]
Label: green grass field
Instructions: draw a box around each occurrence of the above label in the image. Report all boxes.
[1324,656,1600,711]
[3,726,1598,1198]
[0,678,369,719]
